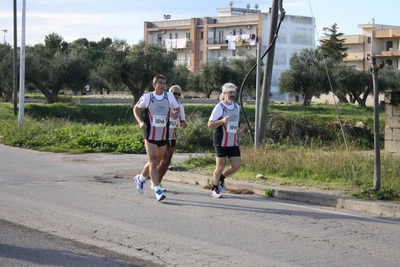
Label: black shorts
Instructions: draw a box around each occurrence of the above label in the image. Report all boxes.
[167,139,176,148]
[215,146,241,158]
[146,139,168,147]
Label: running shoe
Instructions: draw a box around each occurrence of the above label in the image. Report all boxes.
[134,175,145,194]
[218,180,226,193]
[155,189,166,201]
[211,187,222,198]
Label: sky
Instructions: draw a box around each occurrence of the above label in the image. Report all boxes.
[0,0,399,46]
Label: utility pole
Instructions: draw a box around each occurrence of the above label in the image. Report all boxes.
[370,55,384,191]
[13,0,18,116]
[257,0,279,144]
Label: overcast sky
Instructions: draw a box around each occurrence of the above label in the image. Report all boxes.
[1,0,399,46]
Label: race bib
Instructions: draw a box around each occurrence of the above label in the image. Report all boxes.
[227,121,238,133]
[170,118,179,128]
[152,115,167,127]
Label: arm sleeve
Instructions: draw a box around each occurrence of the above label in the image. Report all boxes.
[179,104,186,121]
[168,93,180,109]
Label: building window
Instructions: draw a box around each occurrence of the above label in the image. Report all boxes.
[175,33,178,39]
[386,59,393,66]
[200,31,203,39]
[186,32,190,39]
[169,33,173,39]
[386,41,393,51]
[367,37,371,44]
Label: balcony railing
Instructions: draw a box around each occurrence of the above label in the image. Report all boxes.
[207,38,227,45]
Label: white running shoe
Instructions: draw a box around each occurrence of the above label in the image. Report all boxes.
[155,189,166,201]
[211,187,222,198]
[134,175,145,194]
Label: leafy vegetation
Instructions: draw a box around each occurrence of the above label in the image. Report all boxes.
[0,102,398,202]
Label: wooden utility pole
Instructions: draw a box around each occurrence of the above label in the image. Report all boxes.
[257,0,279,144]
[370,55,384,191]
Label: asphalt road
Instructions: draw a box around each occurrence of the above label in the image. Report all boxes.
[0,219,160,267]
[1,144,400,267]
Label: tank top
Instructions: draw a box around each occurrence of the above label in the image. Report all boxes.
[144,92,170,141]
[168,103,181,140]
[213,102,240,147]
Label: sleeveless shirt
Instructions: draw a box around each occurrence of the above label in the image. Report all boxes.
[213,102,240,147]
[144,92,170,141]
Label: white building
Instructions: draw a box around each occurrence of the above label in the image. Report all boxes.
[144,3,315,100]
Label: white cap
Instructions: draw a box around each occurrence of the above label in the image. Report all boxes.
[222,83,236,93]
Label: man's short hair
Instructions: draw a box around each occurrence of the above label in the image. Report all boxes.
[153,74,167,84]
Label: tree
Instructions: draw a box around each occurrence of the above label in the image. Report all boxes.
[200,59,235,99]
[333,64,371,106]
[320,23,348,63]
[279,48,332,105]
[0,43,14,101]
[228,55,259,98]
[378,65,400,91]
[44,32,69,54]
[25,38,92,102]
[97,40,177,103]
[169,65,190,91]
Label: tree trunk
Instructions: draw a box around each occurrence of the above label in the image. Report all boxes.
[336,94,349,104]
[206,88,213,99]
[349,90,366,107]
[30,79,57,103]
[121,74,141,103]
[302,91,312,106]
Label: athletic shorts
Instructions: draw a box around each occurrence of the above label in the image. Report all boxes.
[167,139,176,148]
[215,146,241,158]
[146,139,168,147]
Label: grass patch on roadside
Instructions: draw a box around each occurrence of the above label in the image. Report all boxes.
[1,102,398,202]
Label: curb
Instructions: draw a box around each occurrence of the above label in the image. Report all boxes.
[163,170,400,219]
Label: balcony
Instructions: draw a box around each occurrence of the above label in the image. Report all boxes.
[207,37,228,45]
[345,52,365,61]
[374,28,400,38]
[342,35,364,44]
[381,48,400,57]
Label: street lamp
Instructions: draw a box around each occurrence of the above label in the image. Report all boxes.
[2,29,7,44]
[164,14,171,21]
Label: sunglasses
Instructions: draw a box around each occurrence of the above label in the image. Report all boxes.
[173,92,181,97]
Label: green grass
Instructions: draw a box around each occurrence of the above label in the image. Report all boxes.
[0,102,398,202]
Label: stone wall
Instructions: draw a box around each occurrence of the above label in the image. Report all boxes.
[384,90,400,157]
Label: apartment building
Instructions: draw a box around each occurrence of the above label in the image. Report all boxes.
[143,3,315,100]
[339,19,400,70]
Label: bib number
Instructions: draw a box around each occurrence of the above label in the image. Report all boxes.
[152,115,167,127]
[227,121,238,133]
[170,119,178,128]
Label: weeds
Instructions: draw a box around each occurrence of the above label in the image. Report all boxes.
[0,103,398,201]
